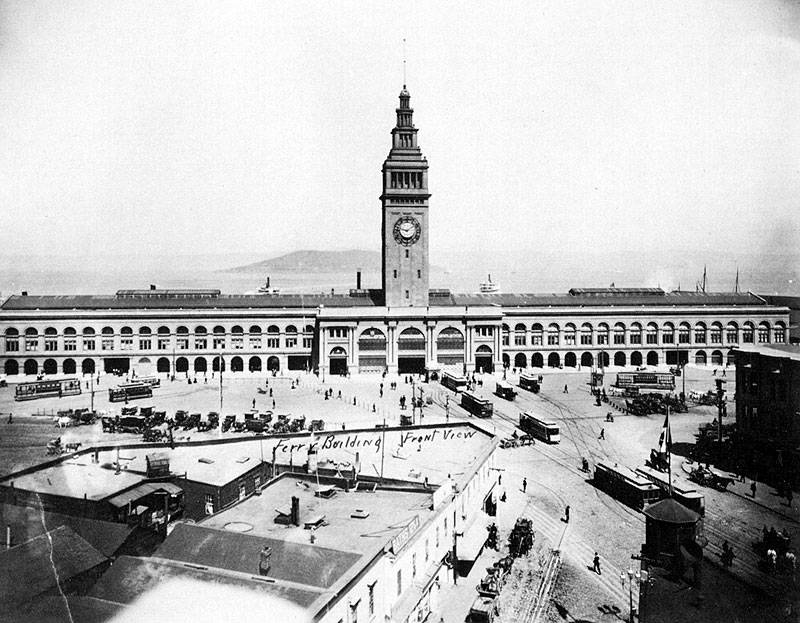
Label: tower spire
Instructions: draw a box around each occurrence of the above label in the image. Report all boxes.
[402,38,407,88]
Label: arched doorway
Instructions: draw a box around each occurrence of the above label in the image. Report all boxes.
[597,352,610,368]
[43,359,58,375]
[474,345,493,373]
[514,353,527,368]
[630,351,642,367]
[329,347,347,376]
[249,356,262,372]
[564,352,577,368]
[63,359,76,375]
[4,359,19,375]
[695,350,707,365]
[267,356,280,372]
[502,353,510,368]
[398,327,426,373]
[81,359,95,375]
[646,351,658,366]
[547,353,560,368]
[531,353,544,368]
[156,357,170,373]
[134,357,153,377]
[358,328,388,372]
[614,352,626,367]
[726,350,735,365]
[580,352,593,367]
[711,350,724,366]
[231,356,244,372]
[193,357,207,373]
[24,359,38,375]
[176,357,189,373]
[212,356,225,373]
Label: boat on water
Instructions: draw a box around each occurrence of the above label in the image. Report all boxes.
[257,276,280,295]
[479,274,499,294]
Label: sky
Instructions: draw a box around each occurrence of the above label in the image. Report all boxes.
[1,0,799,270]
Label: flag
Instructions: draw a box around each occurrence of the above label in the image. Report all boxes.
[658,413,672,454]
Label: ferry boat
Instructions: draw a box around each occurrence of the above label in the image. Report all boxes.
[257,276,281,295]
[479,274,499,294]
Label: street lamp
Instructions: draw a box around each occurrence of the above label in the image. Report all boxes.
[620,567,651,623]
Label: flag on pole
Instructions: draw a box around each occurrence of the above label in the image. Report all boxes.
[658,412,672,454]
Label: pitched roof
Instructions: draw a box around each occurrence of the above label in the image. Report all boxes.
[0,503,134,558]
[0,525,107,607]
[6,595,123,623]
[643,498,700,524]
[155,523,360,589]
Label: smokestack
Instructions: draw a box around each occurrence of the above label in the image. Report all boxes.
[259,546,272,575]
[150,284,157,290]
[291,496,300,526]
[356,270,362,290]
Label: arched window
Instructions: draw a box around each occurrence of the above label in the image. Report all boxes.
[436,327,464,351]
[24,328,39,352]
[597,323,609,346]
[43,327,58,352]
[613,323,626,345]
[266,325,280,349]
[285,325,298,348]
[231,325,244,350]
[564,323,576,346]
[138,326,152,351]
[547,323,560,346]
[694,322,706,345]
[501,324,510,347]
[156,326,171,351]
[757,322,770,344]
[580,323,593,346]
[677,322,690,345]
[120,326,134,351]
[662,323,675,345]
[359,328,387,353]
[176,326,189,350]
[775,322,787,344]
[4,328,19,353]
[531,324,543,346]
[249,325,262,349]
[303,325,315,349]
[514,323,526,346]
[742,322,755,344]
[629,323,642,345]
[212,326,226,350]
[81,327,96,351]
[646,322,659,345]
[725,322,738,344]
[194,325,208,350]
[710,322,723,344]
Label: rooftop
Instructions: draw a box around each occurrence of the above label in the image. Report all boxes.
[0,289,773,312]
[2,459,145,500]
[733,343,800,362]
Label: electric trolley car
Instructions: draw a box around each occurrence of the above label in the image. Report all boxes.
[108,382,154,403]
[494,380,517,401]
[518,373,540,394]
[441,371,468,393]
[460,391,493,418]
[15,378,82,401]
[518,411,560,444]
[594,461,661,510]
[635,465,705,516]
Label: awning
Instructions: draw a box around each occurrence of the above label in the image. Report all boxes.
[457,513,489,562]
[107,482,183,508]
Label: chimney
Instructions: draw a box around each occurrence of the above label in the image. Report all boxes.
[21,291,27,297]
[150,284,157,290]
[266,276,270,288]
[291,496,300,526]
[356,270,362,290]
[259,546,272,575]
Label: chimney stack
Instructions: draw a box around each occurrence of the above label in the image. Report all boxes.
[291,496,300,526]
[150,284,157,290]
[356,270,362,290]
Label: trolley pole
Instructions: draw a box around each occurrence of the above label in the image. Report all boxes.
[90,373,94,413]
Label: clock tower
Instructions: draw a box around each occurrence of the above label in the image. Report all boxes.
[381,85,430,307]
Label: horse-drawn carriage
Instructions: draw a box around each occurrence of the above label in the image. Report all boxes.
[688,464,735,490]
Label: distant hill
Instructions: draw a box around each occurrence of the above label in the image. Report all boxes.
[224,250,382,273]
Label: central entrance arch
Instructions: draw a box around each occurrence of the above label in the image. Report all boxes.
[329,347,348,376]
[398,327,426,374]
[475,345,493,373]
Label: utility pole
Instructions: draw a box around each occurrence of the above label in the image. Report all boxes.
[89,373,95,413]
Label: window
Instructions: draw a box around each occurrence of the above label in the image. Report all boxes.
[102,337,115,351]
[158,337,170,350]
[329,328,347,339]
[44,337,58,351]
[758,323,770,343]
[501,325,509,346]
[204,494,214,515]
[396,569,402,596]
[597,325,609,346]
[444,517,448,536]
[742,324,754,343]
[425,538,429,562]
[678,324,690,344]
[5,334,19,352]
[412,553,417,578]
[694,324,706,344]
[25,337,38,352]
[83,335,95,351]
[417,269,421,278]
[64,338,76,351]
[435,526,439,548]
[564,325,576,346]
[775,325,786,343]
[231,327,244,350]
[350,600,360,623]
[726,324,738,343]
[405,249,409,258]
[646,324,658,345]
[405,290,410,299]
[629,325,642,345]
[531,324,543,346]
[710,325,722,344]
[580,325,593,345]
[613,325,625,345]
[285,326,298,348]
[368,582,376,616]
[514,324,526,346]
[120,338,133,351]
[303,326,314,349]
[393,270,398,278]
[662,325,674,344]
[547,325,559,346]
[139,338,151,350]
[475,326,493,337]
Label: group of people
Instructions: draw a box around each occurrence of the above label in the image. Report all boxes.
[760,525,795,574]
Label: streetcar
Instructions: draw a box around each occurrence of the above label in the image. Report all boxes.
[614,372,675,391]
[518,373,540,394]
[460,391,493,418]
[635,465,705,516]
[108,382,154,403]
[441,371,468,393]
[593,461,661,510]
[518,411,560,444]
[136,376,161,387]
[494,380,517,401]
[15,378,82,401]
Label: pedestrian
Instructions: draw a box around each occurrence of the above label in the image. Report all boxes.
[500,490,507,503]
[522,477,527,493]
[563,384,568,394]
[498,473,502,485]
[598,428,605,440]
[788,489,794,508]
[252,398,256,409]
[767,548,777,572]
[593,552,601,575]
[751,480,757,498]
[272,399,276,409]
[565,505,570,523]
[7,413,12,424]
[269,388,273,397]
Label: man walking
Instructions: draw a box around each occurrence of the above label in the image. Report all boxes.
[593,552,601,575]
[751,480,757,498]
[598,428,605,440]
[522,477,527,493]
[565,505,570,523]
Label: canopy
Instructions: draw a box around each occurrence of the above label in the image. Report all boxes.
[457,513,489,562]
[107,482,182,508]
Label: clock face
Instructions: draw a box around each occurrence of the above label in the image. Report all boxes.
[393,216,421,246]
